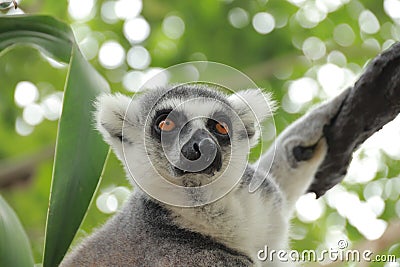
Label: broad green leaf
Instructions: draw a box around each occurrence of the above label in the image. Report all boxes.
[0,15,73,62]
[0,15,110,266]
[0,194,34,267]
[0,1,14,9]
[43,45,110,267]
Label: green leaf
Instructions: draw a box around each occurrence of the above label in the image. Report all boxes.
[0,1,13,9]
[0,194,34,267]
[43,45,110,267]
[0,15,110,266]
[0,15,73,63]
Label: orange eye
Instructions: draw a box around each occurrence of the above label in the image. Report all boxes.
[215,122,229,135]
[158,118,176,132]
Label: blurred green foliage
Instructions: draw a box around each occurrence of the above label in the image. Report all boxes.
[0,0,399,265]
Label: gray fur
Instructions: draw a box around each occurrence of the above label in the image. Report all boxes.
[61,85,342,266]
[61,191,252,266]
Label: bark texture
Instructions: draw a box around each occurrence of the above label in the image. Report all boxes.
[308,42,400,197]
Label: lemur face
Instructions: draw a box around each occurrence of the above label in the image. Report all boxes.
[151,107,230,177]
[96,85,274,189]
[145,90,235,186]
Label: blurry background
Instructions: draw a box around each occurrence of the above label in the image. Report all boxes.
[0,0,400,265]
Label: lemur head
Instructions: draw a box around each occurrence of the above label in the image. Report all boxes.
[96,84,274,191]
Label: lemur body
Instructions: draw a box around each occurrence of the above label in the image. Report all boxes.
[61,85,346,266]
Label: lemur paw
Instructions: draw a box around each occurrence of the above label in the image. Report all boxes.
[280,90,349,167]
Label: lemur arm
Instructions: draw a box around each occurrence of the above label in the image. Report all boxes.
[250,90,349,209]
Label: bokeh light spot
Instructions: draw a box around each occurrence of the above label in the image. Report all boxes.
[296,193,325,223]
[252,12,275,34]
[302,36,326,60]
[325,187,387,240]
[14,81,39,107]
[114,0,142,20]
[99,41,125,69]
[296,4,327,28]
[282,93,303,114]
[143,68,170,89]
[79,35,99,60]
[124,17,150,44]
[15,117,34,136]
[333,24,355,47]
[228,7,249,29]
[287,0,307,6]
[96,186,130,214]
[41,93,63,121]
[68,0,95,21]
[363,181,384,200]
[288,77,319,104]
[362,38,381,52]
[383,39,396,50]
[327,50,347,67]
[127,45,151,70]
[316,0,343,13]
[162,15,185,39]
[101,1,118,24]
[123,70,144,92]
[384,0,400,20]
[366,195,385,217]
[317,63,344,97]
[23,104,44,126]
[96,193,118,214]
[396,199,400,217]
[359,10,380,34]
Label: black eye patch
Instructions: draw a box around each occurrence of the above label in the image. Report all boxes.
[152,109,173,136]
[206,113,232,145]
[151,109,187,140]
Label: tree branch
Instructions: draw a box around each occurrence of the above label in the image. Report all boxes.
[308,42,400,197]
[0,145,54,188]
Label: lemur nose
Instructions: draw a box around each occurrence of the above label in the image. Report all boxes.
[193,142,200,154]
[177,130,221,174]
[182,140,201,161]
[198,138,216,155]
[181,135,216,162]
[190,141,201,160]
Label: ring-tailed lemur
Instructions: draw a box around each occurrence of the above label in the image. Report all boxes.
[61,84,347,266]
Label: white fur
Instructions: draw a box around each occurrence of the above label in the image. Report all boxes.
[170,182,288,266]
[228,89,276,147]
[228,89,276,123]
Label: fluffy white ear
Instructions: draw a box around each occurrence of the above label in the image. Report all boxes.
[95,93,138,144]
[228,89,276,146]
[228,89,276,122]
